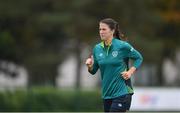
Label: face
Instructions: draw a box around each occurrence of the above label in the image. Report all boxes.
[99,22,114,41]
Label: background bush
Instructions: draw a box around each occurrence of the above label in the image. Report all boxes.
[0,87,103,112]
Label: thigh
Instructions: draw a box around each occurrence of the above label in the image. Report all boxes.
[110,94,132,112]
[103,99,112,113]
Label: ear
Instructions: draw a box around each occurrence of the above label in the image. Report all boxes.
[111,29,115,35]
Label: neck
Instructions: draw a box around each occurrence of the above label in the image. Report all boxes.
[104,37,113,46]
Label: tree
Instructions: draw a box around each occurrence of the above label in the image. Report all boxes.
[0,0,68,86]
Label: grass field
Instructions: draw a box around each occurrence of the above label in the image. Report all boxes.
[2,111,178,112]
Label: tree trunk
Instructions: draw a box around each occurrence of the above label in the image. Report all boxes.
[75,39,82,89]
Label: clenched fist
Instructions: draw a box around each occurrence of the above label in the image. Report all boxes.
[85,55,94,70]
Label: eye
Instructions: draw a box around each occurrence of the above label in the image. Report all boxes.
[99,28,106,31]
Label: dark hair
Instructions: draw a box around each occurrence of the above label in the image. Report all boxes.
[100,18,127,41]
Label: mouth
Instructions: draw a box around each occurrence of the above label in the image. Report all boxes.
[100,34,105,37]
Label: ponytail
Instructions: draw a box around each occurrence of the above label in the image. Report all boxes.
[114,23,127,41]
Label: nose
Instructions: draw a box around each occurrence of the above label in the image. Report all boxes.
[100,30,103,34]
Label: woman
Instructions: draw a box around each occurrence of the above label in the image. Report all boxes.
[85,18,143,112]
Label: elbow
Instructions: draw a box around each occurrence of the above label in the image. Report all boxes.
[137,53,143,64]
[134,57,143,69]
[138,56,143,68]
[140,55,143,63]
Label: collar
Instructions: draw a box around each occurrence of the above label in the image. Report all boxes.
[100,38,114,48]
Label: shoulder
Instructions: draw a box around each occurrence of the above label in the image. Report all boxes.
[113,38,130,47]
[113,38,134,51]
[92,42,102,51]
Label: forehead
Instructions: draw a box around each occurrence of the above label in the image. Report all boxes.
[99,22,109,28]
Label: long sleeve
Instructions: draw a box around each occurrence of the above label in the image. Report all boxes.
[125,42,143,69]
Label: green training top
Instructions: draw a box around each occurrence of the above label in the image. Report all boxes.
[89,38,143,99]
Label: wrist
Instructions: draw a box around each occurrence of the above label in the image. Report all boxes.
[88,65,93,71]
[128,67,136,75]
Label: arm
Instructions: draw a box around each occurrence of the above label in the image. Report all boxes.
[126,43,143,69]
[85,48,99,75]
[122,42,143,80]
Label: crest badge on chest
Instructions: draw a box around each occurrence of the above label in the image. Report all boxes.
[112,51,118,57]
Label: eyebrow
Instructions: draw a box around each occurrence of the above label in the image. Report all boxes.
[99,28,106,30]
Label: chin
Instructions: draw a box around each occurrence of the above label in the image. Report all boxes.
[101,37,106,41]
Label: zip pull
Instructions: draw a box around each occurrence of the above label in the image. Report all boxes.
[106,46,109,56]
[106,45,111,56]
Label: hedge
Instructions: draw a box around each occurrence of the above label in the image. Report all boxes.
[0,87,103,112]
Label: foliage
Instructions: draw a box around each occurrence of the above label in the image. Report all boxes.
[0,87,103,112]
[0,0,179,86]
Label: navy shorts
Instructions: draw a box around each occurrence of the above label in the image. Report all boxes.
[103,94,132,112]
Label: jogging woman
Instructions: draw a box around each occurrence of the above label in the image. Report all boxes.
[85,18,143,112]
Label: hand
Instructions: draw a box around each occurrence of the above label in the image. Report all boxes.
[121,67,136,80]
[85,55,94,70]
[121,71,132,80]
